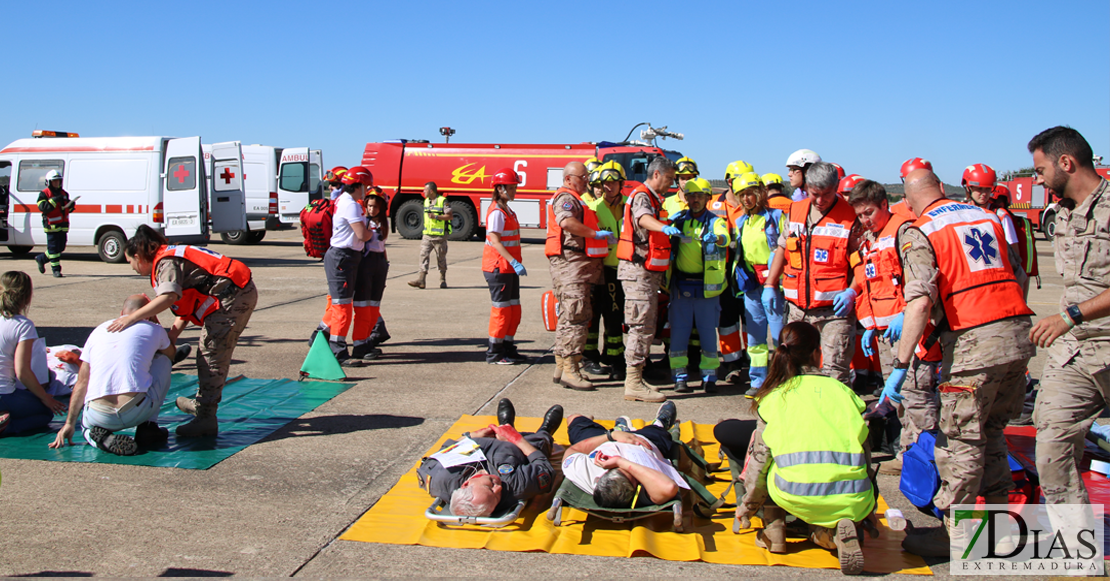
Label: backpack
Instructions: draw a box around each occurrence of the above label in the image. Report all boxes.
[300,199,334,258]
[1001,208,1040,285]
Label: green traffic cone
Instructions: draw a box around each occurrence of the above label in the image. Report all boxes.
[301,333,346,381]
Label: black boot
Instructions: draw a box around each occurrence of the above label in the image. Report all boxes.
[674,377,692,393]
[504,341,529,364]
[35,254,46,274]
[497,398,516,427]
[581,357,606,376]
[135,421,169,448]
[538,404,564,435]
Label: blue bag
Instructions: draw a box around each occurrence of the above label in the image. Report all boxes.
[899,430,944,519]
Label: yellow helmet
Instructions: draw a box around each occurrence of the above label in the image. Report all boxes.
[683,177,714,197]
[597,160,626,182]
[725,160,755,181]
[585,156,602,173]
[731,172,762,194]
[761,172,783,186]
[675,156,699,177]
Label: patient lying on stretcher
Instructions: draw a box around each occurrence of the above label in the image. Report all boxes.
[416,399,563,517]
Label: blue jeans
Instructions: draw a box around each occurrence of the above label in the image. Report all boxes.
[0,388,56,434]
[743,287,785,389]
[567,416,674,459]
[80,355,172,433]
[668,283,721,381]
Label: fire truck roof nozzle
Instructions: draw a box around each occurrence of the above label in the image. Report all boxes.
[640,126,683,142]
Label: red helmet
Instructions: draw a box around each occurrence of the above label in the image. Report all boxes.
[491,167,521,186]
[830,163,846,181]
[838,174,865,195]
[961,163,996,188]
[991,184,1011,203]
[899,157,932,179]
[340,166,373,186]
[325,166,348,183]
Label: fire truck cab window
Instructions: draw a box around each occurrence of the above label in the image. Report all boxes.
[166,157,196,191]
[280,162,308,192]
[17,160,64,192]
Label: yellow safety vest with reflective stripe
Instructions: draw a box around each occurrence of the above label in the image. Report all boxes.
[424,197,449,237]
[758,374,875,528]
[587,195,625,268]
[671,210,729,298]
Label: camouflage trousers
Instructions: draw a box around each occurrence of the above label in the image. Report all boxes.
[196,280,258,406]
[786,305,855,385]
[1034,339,1110,505]
[933,359,1028,511]
[898,357,940,456]
[418,235,447,274]
[622,271,665,368]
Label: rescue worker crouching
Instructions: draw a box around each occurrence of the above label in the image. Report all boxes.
[736,322,878,576]
[35,169,76,278]
[546,162,614,391]
[482,168,528,365]
[667,178,730,393]
[408,182,452,289]
[583,161,628,380]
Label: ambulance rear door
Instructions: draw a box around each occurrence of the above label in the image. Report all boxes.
[209,141,247,233]
[278,147,309,224]
[162,137,206,237]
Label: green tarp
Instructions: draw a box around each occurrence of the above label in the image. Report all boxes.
[0,373,353,470]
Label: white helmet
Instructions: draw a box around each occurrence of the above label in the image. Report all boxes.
[44,169,63,183]
[785,149,821,169]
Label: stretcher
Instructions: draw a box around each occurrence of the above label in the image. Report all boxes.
[425,498,527,528]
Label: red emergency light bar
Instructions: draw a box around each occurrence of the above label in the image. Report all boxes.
[32,130,79,138]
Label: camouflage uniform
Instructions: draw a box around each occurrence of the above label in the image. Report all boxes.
[619,188,666,368]
[155,260,259,406]
[1035,178,1110,505]
[549,190,602,358]
[899,226,1034,511]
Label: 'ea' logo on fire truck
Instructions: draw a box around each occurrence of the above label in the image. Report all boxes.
[451,163,489,185]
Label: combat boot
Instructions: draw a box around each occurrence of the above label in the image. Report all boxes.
[878,456,902,475]
[176,396,198,416]
[833,518,865,575]
[176,403,219,437]
[624,365,666,402]
[560,355,596,391]
[754,505,787,553]
[439,270,447,289]
[407,271,427,289]
[552,355,564,384]
[983,495,1017,555]
[902,515,958,558]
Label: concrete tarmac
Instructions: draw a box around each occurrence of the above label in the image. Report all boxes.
[0,228,1061,578]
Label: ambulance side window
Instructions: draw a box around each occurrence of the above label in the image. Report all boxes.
[17,160,64,192]
[280,162,307,192]
[166,157,197,191]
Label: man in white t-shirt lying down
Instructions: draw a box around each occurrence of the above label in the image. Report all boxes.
[49,294,177,456]
[561,401,689,508]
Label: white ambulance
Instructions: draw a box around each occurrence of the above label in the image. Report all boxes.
[0,132,247,263]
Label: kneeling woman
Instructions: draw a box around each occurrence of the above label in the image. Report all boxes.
[114,225,258,437]
[735,321,877,576]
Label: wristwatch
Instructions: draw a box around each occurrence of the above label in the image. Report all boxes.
[606,430,615,442]
[1068,304,1084,326]
[893,359,910,370]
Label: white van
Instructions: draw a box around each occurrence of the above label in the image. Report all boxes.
[276,147,324,226]
[0,133,245,262]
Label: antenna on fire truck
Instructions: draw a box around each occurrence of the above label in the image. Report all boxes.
[439,127,456,144]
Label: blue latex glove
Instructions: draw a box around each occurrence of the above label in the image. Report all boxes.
[879,367,908,406]
[832,288,857,317]
[861,328,876,357]
[761,286,783,313]
[593,230,617,244]
[883,312,905,343]
[662,225,682,237]
[510,259,527,277]
[1090,423,1110,442]
[702,231,718,253]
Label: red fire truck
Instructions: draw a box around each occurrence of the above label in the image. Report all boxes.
[998,164,1110,240]
[361,130,684,240]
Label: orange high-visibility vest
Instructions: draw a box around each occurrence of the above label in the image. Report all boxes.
[855,213,913,330]
[545,187,608,259]
[766,194,793,212]
[483,204,522,273]
[914,199,1033,331]
[151,244,252,326]
[616,183,671,272]
[708,193,732,220]
[39,187,71,231]
[782,197,856,309]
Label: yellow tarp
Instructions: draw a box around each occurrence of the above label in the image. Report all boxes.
[340,415,931,575]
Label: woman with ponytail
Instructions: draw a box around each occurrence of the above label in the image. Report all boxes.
[0,271,67,435]
[722,322,877,576]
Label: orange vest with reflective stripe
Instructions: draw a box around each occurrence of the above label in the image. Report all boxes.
[616,184,671,272]
[855,214,912,330]
[708,193,732,220]
[151,245,252,325]
[545,188,608,259]
[782,198,856,309]
[483,204,522,273]
[766,194,792,212]
[914,199,1033,331]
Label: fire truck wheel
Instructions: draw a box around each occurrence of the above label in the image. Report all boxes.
[6,245,32,256]
[395,199,425,240]
[1042,212,1056,241]
[97,230,127,263]
[446,201,477,241]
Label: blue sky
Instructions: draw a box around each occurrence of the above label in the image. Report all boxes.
[6,0,1107,185]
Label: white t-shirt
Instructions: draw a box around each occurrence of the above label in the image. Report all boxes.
[562,438,689,497]
[486,208,507,235]
[0,315,38,395]
[363,219,386,254]
[996,210,1019,245]
[330,193,367,251]
[80,320,170,402]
